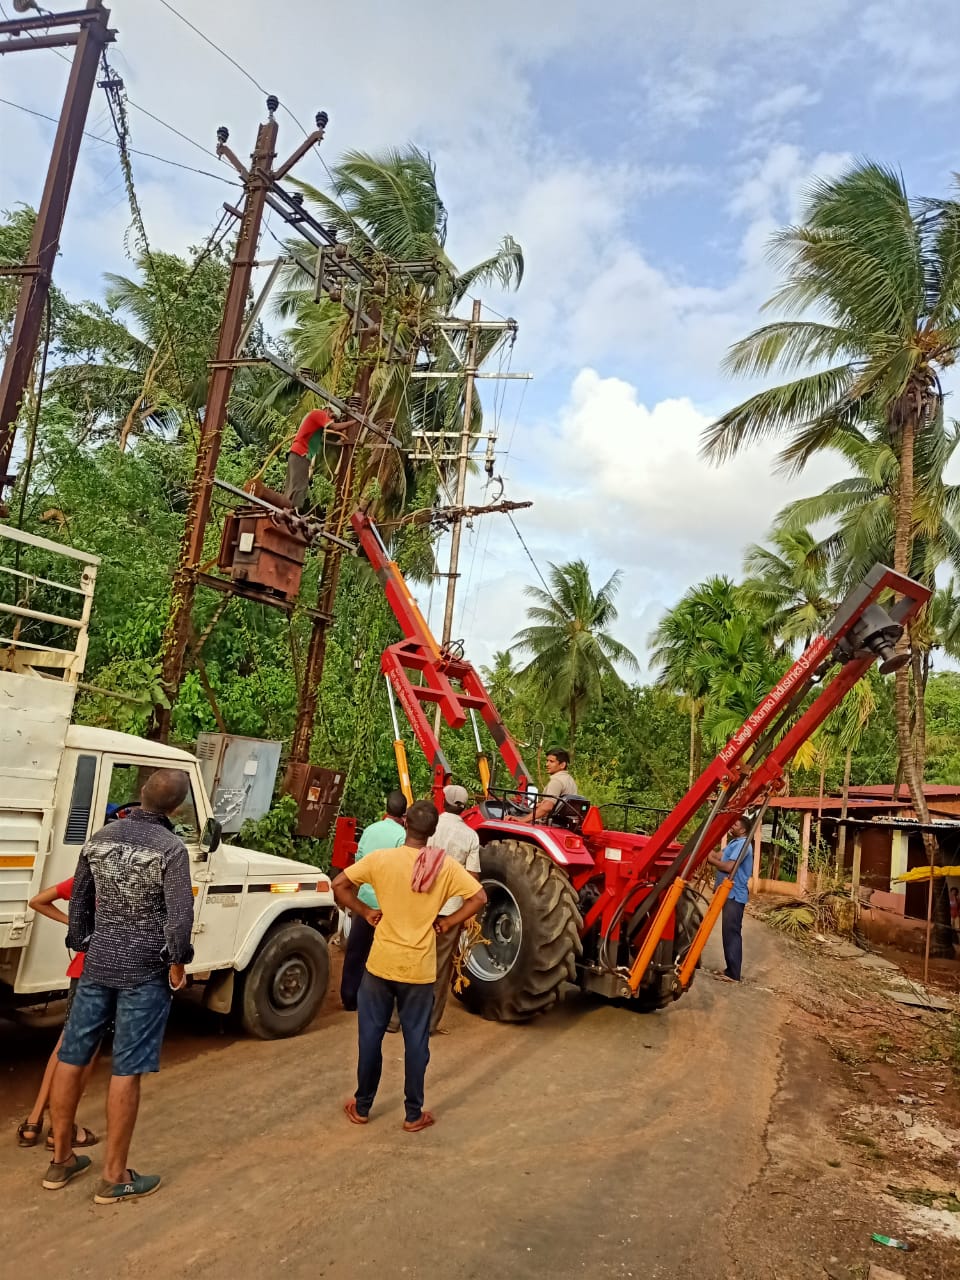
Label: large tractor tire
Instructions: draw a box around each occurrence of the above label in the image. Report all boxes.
[238,921,330,1039]
[631,886,704,1011]
[457,840,583,1022]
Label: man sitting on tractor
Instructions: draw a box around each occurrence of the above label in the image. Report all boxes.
[518,747,578,825]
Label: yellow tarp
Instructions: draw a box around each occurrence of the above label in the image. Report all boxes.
[893,865,960,883]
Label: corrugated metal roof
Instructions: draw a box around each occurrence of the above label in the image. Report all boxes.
[767,797,904,812]
[846,784,960,798]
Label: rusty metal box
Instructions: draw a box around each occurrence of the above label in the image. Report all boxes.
[218,512,308,601]
[283,763,346,838]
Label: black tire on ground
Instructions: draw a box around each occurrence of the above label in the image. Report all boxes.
[457,839,583,1022]
[630,886,705,1011]
[238,922,330,1039]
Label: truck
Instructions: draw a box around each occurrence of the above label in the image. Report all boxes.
[0,523,337,1039]
[338,510,931,1022]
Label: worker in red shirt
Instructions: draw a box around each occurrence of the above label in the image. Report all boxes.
[16,878,99,1152]
[282,407,342,511]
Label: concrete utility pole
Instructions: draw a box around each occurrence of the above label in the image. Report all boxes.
[438,297,482,648]
[408,305,530,654]
[0,0,116,497]
[153,102,326,740]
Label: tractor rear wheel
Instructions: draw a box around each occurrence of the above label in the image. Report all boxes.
[631,886,704,1010]
[457,840,582,1022]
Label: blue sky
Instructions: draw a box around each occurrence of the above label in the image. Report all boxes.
[3,0,960,674]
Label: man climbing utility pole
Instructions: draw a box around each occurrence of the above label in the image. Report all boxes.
[152,101,327,740]
[0,1,116,501]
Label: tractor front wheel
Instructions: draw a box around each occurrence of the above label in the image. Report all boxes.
[457,840,582,1022]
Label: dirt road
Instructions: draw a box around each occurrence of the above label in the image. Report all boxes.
[1,921,956,1279]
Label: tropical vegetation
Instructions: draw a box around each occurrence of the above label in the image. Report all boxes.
[4,149,960,957]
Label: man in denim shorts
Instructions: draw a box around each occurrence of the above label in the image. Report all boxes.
[43,769,195,1202]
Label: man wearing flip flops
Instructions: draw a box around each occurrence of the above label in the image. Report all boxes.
[42,769,195,1202]
[333,799,486,1132]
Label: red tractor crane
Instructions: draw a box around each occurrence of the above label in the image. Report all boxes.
[334,511,930,1021]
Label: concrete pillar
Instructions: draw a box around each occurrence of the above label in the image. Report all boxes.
[798,810,812,894]
[889,828,908,896]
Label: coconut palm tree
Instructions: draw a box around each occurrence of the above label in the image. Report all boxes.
[51,246,234,448]
[261,146,524,515]
[930,576,960,659]
[701,160,960,857]
[691,615,783,750]
[741,525,834,648]
[777,417,960,595]
[649,576,741,782]
[510,560,638,750]
[481,649,520,708]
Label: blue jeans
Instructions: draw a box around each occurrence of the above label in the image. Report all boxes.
[59,976,172,1076]
[340,914,375,1011]
[356,971,433,1122]
[722,899,745,981]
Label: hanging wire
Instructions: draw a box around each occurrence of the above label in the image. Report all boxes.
[507,510,551,594]
[99,53,189,399]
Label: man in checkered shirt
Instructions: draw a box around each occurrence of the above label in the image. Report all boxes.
[43,769,195,1204]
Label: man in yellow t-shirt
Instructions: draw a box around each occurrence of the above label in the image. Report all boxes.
[333,799,486,1132]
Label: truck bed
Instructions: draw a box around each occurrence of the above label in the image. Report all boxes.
[0,671,76,939]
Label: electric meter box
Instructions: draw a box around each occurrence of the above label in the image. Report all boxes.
[195,733,282,834]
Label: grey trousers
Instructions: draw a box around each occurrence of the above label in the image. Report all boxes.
[282,452,310,510]
[430,924,459,1033]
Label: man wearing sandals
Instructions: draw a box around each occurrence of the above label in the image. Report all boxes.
[42,769,195,1202]
[333,799,486,1132]
[17,878,100,1153]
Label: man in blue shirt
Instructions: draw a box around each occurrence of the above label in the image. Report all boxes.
[339,790,407,1010]
[707,817,752,982]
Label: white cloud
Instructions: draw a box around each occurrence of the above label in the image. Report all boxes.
[728,143,851,226]
[860,3,960,104]
[643,62,722,131]
[749,84,821,123]
[449,368,842,674]
[5,0,959,689]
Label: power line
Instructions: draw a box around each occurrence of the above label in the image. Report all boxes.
[0,2,233,178]
[126,97,221,161]
[0,96,238,186]
[155,0,265,94]
[507,510,551,594]
[154,1,313,143]
[152,0,349,214]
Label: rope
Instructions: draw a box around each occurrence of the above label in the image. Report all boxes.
[451,918,487,994]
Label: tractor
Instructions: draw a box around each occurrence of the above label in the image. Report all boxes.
[332,511,930,1021]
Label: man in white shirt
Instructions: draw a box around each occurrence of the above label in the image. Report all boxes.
[431,785,481,1034]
